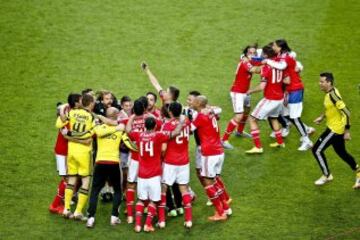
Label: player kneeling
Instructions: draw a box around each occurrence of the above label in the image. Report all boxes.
[157,102,193,229]
[127,115,185,233]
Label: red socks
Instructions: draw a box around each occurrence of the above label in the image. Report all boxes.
[158,193,167,223]
[222,120,238,141]
[251,129,262,148]
[145,203,157,227]
[126,189,135,218]
[274,130,284,144]
[135,202,144,226]
[214,176,230,201]
[182,193,192,222]
[205,184,224,215]
[51,179,66,208]
[237,114,248,133]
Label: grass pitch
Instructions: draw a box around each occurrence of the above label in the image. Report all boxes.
[0,0,360,239]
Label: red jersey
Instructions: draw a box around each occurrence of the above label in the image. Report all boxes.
[54,130,68,155]
[261,64,285,100]
[117,110,129,124]
[278,53,304,92]
[148,107,161,118]
[230,59,254,93]
[129,114,162,161]
[54,105,71,156]
[129,131,170,178]
[163,118,190,166]
[191,112,223,156]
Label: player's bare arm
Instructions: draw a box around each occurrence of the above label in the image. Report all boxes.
[169,115,186,138]
[283,76,291,84]
[247,81,266,95]
[95,114,118,126]
[141,62,163,93]
[313,113,325,125]
[125,114,136,133]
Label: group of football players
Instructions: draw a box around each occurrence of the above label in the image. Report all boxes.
[48,39,359,233]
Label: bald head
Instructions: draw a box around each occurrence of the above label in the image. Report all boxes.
[106,107,120,120]
[193,95,208,111]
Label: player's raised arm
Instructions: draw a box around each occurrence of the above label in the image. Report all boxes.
[141,62,163,93]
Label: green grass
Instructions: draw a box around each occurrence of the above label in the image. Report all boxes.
[1,0,360,239]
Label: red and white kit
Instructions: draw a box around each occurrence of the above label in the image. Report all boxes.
[162,118,191,185]
[129,131,170,202]
[251,63,285,120]
[230,59,254,113]
[191,112,224,178]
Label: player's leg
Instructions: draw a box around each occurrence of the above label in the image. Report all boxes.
[126,158,138,223]
[108,164,122,225]
[172,183,183,214]
[269,117,285,147]
[222,92,244,149]
[245,116,263,153]
[134,200,144,232]
[213,154,231,214]
[236,104,252,138]
[158,184,168,227]
[144,176,161,232]
[312,128,335,185]
[331,134,360,188]
[63,153,77,218]
[86,164,107,227]
[74,153,92,220]
[177,164,192,228]
[201,155,227,221]
[50,154,67,214]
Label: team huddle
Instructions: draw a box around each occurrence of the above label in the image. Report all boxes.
[48,39,360,233]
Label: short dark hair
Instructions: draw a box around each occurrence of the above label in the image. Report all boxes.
[120,96,132,105]
[81,88,93,95]
[169,86,180,101]
[275,39,291,53]
[169,102,182,117]
[262,45,276,58]
[161,103,171,119]
[82,94,94,107]
[189,90,201,97]
[145,117,156,130]
[68,93,82,108]
[320,72,334,84]
[242,43,258,56]
[133,99,145,116]
[138,96,149,110]
[146,92,158,103]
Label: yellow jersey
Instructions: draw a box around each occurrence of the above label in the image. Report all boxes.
[324,87,351,134]
[67,108,95,153]
[94,124,137,163]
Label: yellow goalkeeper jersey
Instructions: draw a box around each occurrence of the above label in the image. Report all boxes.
[67,108,96,153]
[94,124,137,163]
[324,87,351,134]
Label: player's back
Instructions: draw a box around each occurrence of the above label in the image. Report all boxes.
[94,124,123,162]
[261,64,285,100]
[192,113,223,156]
[137,131,169,178]
[282,53,304,92]
[163,118,190,165]
[67,108,95,153]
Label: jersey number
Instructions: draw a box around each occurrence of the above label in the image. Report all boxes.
[271,69,283,84]
[175,126,190,144]
[73,122,86,132]
[140,141,154,157]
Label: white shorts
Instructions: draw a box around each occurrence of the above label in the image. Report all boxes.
[251,98,284,120]
[288,103,303,119]
[200,153,225,178]
[195,146,202,169]
[230,92,251,113]
[162,163,190,185]
[55,154,67,176]
[127,158,139,183]
[137,176,161,202]
[120,152,129,169]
